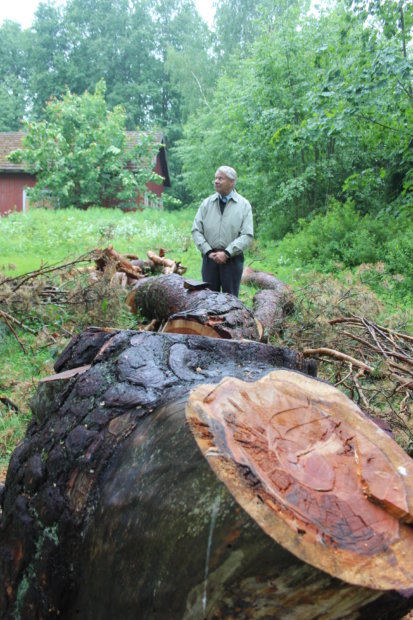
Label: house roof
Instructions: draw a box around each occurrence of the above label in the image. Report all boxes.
[0,131,170,186]
[0,132,27,173]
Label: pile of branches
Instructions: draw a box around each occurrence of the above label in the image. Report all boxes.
[0,247,187,349]
[279,275,413,453]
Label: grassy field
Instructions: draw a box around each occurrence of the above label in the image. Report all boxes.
[0,206,199,276]
[0,206,412,477]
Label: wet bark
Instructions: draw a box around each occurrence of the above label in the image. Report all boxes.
[0,328,315,619]
[1,328,412,619]
[127,274,260,340]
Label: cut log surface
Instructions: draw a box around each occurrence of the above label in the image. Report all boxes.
[187,370,413,592]
[127,273,261,340]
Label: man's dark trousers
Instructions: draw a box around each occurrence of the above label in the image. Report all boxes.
[202,253,244,297]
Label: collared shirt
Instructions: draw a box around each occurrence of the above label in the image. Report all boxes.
[192,190,253,257]
[220,190,234,202]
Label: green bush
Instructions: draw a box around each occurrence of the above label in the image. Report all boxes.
[384,227,413,304]
[274,199,411,303]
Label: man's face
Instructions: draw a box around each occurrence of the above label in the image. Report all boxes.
[214,171,235,196]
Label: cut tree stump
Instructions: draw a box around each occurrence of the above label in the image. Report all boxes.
[1,328,413,619]
[127,273,261,340]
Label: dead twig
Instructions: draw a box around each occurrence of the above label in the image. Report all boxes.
[0,395,20,413]
[4,252,95,293]
[0,312,27,352]
[302,347,374,373]
[0,309,37,335]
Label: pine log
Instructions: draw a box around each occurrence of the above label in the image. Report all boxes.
[126,273,261,340]
[95,246,144,280]
[0,331,412,617]
[0,329,319,619]
[146,249,177,274]
[252,288,284,339]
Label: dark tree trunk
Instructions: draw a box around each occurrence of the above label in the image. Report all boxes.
[127,274,261,340]
[0,328,315,619]
[1,328,413,619]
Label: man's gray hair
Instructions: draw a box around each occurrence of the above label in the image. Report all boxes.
[217,166,237,182]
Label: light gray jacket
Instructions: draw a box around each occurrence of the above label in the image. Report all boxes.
[192,191,253,257]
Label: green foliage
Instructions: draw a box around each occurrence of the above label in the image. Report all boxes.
[177,0,412,238]
[0,329,53,473]
[384,227,413,305]
[273,200,413,304]
[9,80,161,210]
[0,21,29,130]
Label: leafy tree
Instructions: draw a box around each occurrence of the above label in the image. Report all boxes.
[9,80,162,210]
[213,0,300,61]
[165,7,216,123]
[342,0,413,214]
[0,21,29,130]
[28,2,69,119]
[177,0,412,237]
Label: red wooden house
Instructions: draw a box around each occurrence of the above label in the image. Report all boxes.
[0,131,170,216]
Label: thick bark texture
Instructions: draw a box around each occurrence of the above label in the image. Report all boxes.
[0,328,317,619]
[127,274,261,340]
[1,327,413,619]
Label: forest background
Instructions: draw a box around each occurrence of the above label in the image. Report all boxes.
[0,0,412,470]
[1,0,412,292]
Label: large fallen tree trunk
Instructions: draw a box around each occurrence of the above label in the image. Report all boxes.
[127,273,262,340]
[1,328,413,619]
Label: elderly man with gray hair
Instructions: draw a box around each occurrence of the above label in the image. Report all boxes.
[191,166,253,297]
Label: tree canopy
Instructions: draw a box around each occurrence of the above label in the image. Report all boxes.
[0,0,411,244]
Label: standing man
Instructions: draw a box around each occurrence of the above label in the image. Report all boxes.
[191,166,253,297]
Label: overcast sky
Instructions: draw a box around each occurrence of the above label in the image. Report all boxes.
[0,0,215,29]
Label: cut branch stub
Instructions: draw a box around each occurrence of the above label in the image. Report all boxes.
[186,369,413,591]
[127,274,261,340]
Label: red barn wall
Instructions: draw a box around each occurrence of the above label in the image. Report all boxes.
[0,152,166,215]
[0,174,36,215]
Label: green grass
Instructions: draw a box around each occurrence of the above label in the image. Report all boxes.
[0,327,57,475]
[0,206,199,276]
